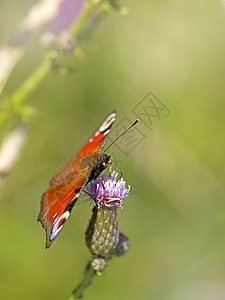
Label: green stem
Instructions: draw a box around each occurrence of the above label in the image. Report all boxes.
[0,51,54,125]
[70,2,96,37]
[70,260,96,299]
[10,51,54,107]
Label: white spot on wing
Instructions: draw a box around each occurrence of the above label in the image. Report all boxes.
[100,115,115,132]
[102,129,110,136]
[50,211,70,241]
[88,112,116,143]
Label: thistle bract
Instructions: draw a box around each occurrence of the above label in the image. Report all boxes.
[85,206,119,257]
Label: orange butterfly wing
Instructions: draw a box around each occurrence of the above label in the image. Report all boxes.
[38,111,116,248]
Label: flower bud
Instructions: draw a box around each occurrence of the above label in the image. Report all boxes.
[113,232,129,257]
[91,258,106,272]
[85,206,119,257]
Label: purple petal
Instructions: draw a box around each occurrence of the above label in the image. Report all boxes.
[86,171,130,208]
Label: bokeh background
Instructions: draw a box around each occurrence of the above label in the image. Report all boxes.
[0,0,225,299]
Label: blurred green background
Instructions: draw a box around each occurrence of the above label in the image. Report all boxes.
[1,0,225,299]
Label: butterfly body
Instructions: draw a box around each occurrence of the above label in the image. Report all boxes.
[38,111,116,248]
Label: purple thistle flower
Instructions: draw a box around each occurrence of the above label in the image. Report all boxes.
[86,171,130,209]
[48,0,85,33]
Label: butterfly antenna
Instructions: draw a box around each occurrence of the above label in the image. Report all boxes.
[103,119,139,153]
[109,163,123,179]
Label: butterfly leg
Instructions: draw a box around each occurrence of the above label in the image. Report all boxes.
[83,189,96,201]
[83,189,92,197]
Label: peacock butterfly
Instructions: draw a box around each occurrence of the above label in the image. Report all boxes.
[38,111,116,248]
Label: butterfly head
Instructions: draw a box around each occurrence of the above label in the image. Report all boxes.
[99,153,111,171]
[88,153,111,183]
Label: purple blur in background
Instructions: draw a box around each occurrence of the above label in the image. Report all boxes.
[49,0,85,32]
